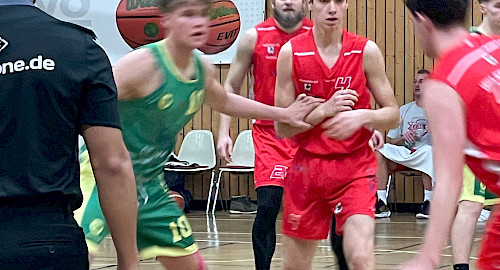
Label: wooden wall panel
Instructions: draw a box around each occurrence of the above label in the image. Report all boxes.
[178,0,483,203]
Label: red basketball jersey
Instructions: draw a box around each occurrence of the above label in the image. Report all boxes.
[431,33,500,161]
[253,18,314,126]
[290,29,373,155]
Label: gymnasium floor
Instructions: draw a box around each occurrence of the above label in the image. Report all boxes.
[91,212,485,269]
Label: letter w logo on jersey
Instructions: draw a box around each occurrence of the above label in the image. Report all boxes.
[335,76,352,90]
[270,165,287,179]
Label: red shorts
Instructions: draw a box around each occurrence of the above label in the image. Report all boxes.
[282,146,377,240]
[466,156,500,269]
[253,124,298,189]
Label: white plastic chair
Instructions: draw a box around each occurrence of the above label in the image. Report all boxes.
[209,130,254,214]
[164,130,216,213]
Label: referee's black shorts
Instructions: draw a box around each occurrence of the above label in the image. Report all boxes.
[0,203,89,270]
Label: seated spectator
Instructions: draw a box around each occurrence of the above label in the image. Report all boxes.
[375,69,433,218]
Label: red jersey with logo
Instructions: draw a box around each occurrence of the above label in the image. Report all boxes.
[253,18,313,126]
[290,29,373,155]
[431,33,500,162]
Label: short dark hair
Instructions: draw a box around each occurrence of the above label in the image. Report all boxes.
[417,69,430,75]
[404,0,469,29]
[478,0,489,3]
[157,0,211,13]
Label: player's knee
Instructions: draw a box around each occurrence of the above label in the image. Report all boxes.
[458,201,483,217]
[195,251,206,270]
[257,203,280,217]
[347,251,371,270]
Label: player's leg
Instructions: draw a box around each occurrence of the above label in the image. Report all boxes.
[335,173,377,270]
[157,251,205,270]
[282,236,319,270]
[375,151,391,218]
[330,215,349,270]
[343,215,375,270]
[251,125,295,270]
[451,166,486,270]
[252,185,283,270]
[416,173,433,219]
[466,157,500,269]
[77,148,110,263]
[477,205,500,269]
[451,201,483,269]
[281,149,333,270]
[137,177,204,270]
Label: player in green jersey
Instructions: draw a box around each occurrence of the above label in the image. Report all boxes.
[76,0,322,269]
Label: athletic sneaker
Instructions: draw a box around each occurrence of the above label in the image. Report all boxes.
[229,196,257,214]
[416,200,430,219]
[375,199,391,218]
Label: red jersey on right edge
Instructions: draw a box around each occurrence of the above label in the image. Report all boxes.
[431,33,500,162]
[290,29,373,155]
[252,17,313,126]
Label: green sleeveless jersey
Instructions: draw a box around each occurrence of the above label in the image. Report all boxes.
[118,40,205,184]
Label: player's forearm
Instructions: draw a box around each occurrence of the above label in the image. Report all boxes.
[361,107,400,131]
[216,93,289,122]
[274,122,309,138]
[304,102,336,125]
[94,161,139,268]
[218,83,240,137]
[218,114,232,138]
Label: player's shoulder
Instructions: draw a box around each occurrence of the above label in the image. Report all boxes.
[362,40,381,55]
[255,18,277,31]
[239,27,258,47]
[199,55,217,77]
[290,29,311,43]
[343,29,369,43]
[341,30,371,54]
[433,34,494,77]
[114,46,156,78]
[302,18,314,28]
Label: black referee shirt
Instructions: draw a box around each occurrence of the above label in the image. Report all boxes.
[0,1,121,209]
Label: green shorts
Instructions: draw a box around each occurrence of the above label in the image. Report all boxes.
[459,165,499,206]
[76,150,198,259]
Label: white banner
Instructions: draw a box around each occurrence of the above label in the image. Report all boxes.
[35,0,265,64]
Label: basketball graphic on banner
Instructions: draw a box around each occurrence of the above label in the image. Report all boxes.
[199,0,241,55]
[116,0,241,53]
[116,0,164,49]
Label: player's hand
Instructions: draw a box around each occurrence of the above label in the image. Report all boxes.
[321,110,366,140]
[400,254,435,270]
[216,134,233,163]
[370,130,384,150]
[403,130,417,143]
[284,94,324,129]
[325,89,359,115]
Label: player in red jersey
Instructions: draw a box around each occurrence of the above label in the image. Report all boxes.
[402,0,500,269]
[274,0,400,269]
[217,1,346,269]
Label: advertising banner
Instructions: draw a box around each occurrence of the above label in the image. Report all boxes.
[35,0,265,64]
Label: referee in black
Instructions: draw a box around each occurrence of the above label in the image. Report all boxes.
[0,0,139,269]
